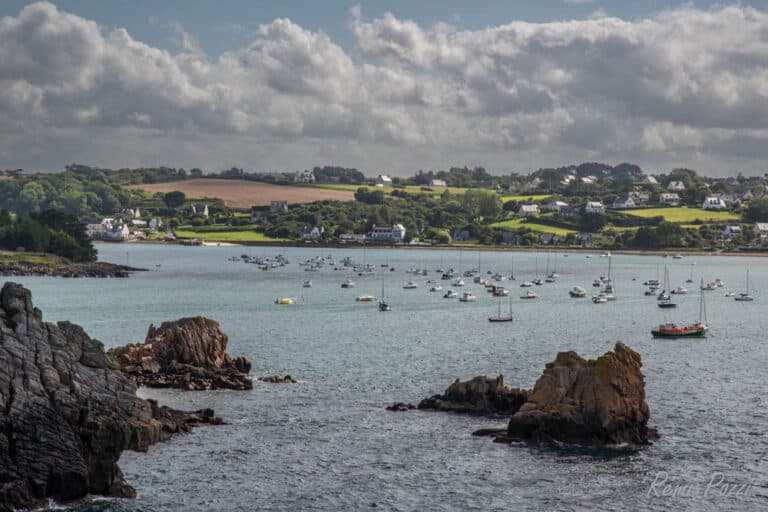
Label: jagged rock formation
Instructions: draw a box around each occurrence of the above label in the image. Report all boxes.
[500,342,657,446]
[107,317,252,391]
[418,375,529,416]
[386,402,416,412]
[0,282,222,512]
[257,375,296,384]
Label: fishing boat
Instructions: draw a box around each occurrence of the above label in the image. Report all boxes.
[341,279,356,289]
[275,297,294,305]
[569,286,587,298]
[488,295,513,322]
[403,281,419,289]
[459,292,477,302]
[592,293,608,304]
[520,290,538,299]
[302,279,312,288]
[651,279,708,338]
[443,289,458,298]
[734,269,755,301]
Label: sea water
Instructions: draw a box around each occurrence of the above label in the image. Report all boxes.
[18,243,767,511]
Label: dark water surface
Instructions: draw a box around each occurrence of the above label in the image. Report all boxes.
[21,244,767,511]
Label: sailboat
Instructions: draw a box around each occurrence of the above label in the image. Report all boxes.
[735,269,755,302]
[378,274,391,311]
[651,279,707,338]
[686,263,694,284]
[602,255,616,300]
[488,295,513,322]
[532,251,543,285]
[658,266,676,308]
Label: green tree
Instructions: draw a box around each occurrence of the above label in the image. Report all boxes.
[743,198,768,222]
[163,191,187,208]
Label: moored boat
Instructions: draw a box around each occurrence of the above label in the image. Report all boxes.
[443,289,458,298]
[520,290,538,299]
[569,286,587,298]
[341,279,356,288]
[459,292,477,302]
[356,295,375,302]
[275,297,294,305]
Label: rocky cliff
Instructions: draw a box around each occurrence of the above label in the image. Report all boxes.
[107,317,252,390]
[0,282,221,512]
[502,342,657,446]
[418,375,529,416]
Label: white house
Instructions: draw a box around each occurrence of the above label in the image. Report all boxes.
[702,196,727,210]
[584,201,605,214]
[660,193,680,205]
[429,179,447,187]
[543,200,569,213]
[667,181,686,192]
[367,224,406,242]
[642,175,659,186]
[612,197,636,209]
[754,223,768,241]
[723,225,743,240]
[103,223,130,242]
[580,176,597,185]
[270,200,288,213]
[302,226,323,240]
[375,175,393,187]
[294,170,315,183]
[188,204,209,217]
[629,191,650,203]
[518,204,540,217]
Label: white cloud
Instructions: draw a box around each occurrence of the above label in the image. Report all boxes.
[1,2,768,175]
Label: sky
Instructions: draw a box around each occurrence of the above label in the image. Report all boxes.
[1,1,768,176]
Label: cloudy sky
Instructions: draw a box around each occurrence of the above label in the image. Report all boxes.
[1,1,767,176]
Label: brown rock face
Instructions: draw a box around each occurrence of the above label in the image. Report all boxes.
[418,375,529,416]
[504,342,656,446]
[108,317,252,391]
[0,282,222,512]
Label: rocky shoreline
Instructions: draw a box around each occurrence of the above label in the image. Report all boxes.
[0,261,145,278]
[108,317,253,391]
[0,282,224,511]
[393,343,657,448]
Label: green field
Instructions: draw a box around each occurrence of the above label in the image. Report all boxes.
[500,194,552,203]
[0,250,67,265]
[618,207,739,223]
[174,230,289,243]
[488,219,576,236]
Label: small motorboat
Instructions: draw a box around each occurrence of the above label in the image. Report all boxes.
[569,286,587,298]
[444,290,458,298]
[341,279,356,288]
[671,286,688,294]
[492,287,509,297]
[452,278,465,287]
[520,290,538,299]
[724,292,736,297]
[356,295,375,302]
[430,284,443,292]
[592,294,608,304]
[403,281,419,289]
[532,278,543,286]
[592,279,602,287]
[275,297,294,305]
[302,279,312,288]
[520,281,533,288]
[459,292,477,302]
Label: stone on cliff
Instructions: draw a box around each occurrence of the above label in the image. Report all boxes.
[418,375,529,416]
[0,282,221,512]
[107,317,252,390]
[503,342,656,446]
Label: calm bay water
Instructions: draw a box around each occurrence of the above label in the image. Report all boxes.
[21,243,768,511]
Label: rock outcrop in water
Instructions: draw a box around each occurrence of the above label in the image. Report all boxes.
[0,261,144,278]
[107,317,252,391]
[497,342,656,446]
[417,375,530,416]
[0,282,222,512]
